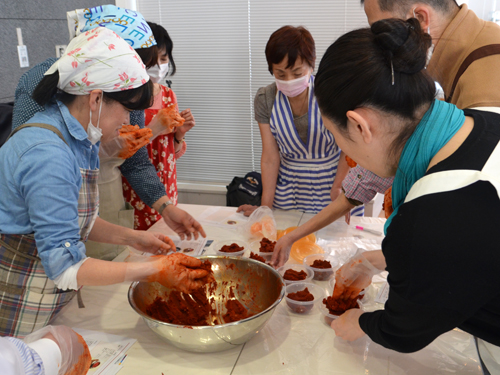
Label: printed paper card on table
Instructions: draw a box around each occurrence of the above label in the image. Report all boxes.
[73,328,136,375]
[197,206,249,228]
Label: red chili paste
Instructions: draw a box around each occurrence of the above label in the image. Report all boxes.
[249,252,266,263]
[283,269,307,281]
[146,287,214,326]
[322,289,362,315]
[223,299,249,323]
[220,243,245,253]
[259,238,276,253]
[311,259,332,269]
[287,287,314,302]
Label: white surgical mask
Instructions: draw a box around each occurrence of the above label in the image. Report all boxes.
[147,63,169,84]
[275,73,310,98]
[87,96,103,145]
[426,27,434,68]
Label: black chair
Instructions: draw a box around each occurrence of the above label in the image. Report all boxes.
[0,102,14,147]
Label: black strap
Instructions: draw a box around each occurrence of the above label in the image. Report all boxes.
[7,123,69,146]
[446,44,500,103]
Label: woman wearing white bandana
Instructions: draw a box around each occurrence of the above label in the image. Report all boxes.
[0,28,210,338]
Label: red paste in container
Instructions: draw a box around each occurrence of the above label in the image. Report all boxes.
[311,259,332,269]
[322,288,363,315]
[310,259,333,281]
[220,243,245,253]
[259,238,276,253]
[283,269,308,281]
[145,260,254,326]
[250,252,266,263]
[146,287,214,326]
[287,287,314,302]
[223,299,249,323]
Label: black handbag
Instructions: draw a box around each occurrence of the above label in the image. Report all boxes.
[226,171,262,207]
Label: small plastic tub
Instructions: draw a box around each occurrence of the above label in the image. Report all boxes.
[277,264,314,285]
[213,239,247,257]
[318,299,341,326]
[303,254,339,281]
[285,282,324,314]
[249,240,274,262]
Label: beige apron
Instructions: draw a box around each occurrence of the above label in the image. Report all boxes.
[85,156,134,260]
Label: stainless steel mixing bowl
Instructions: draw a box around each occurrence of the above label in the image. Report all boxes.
[128,255,285,352]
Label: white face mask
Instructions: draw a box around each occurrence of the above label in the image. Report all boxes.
[275,73,310,98]
[87,96,103,145]
[147,63,169,84]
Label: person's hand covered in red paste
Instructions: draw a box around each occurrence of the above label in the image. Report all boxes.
[148,105,185,138]
[99,124,152,159]
[24,325,91,375]
[147,253,213,293]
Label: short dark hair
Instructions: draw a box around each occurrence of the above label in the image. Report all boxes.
[135,45,159,69]
[32,71,154,111]
[315,18,435,155]
[147,21,176,76]
[360,0,458,16]
[265,26,316,75]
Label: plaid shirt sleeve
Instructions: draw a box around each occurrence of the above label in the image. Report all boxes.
[119,110,167,208]
[343,165,394,204]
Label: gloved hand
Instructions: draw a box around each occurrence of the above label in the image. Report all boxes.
[333,249,381,301]
[148,106,185,139]
[24,325,91,375]
[99,125,152,159]
[146,253,212,293]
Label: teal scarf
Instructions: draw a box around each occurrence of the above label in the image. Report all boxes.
[384,99,465,234]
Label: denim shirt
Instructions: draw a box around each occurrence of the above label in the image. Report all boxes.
[0,100,99,279]
[12,58,166,207]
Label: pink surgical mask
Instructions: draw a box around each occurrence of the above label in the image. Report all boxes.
[275,74,310,97]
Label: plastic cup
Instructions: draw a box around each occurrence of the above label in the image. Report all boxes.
[285,283,324,314]
[213,239,247,257]
[277,264,314,285]
[303,254,340,281]
[248,241,273,262]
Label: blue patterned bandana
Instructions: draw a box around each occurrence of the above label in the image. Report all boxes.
[67,5,157,49]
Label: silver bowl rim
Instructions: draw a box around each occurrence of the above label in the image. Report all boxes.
[128,255,286,329]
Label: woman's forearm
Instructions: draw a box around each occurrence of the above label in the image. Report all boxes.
[287,192,355,242]
[87,217,135,245]
[76,258,154,286]
[261,158,280,207]
[333,151,349,189]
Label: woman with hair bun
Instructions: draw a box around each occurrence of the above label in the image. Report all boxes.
[314,18,500,355]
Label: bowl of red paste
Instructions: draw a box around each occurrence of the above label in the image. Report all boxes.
[249,238,276,262]
[277,264,314,285]
[303,254,339,281]
[285,282,324,314]
[128,255,285,353]
[214,239,247,257]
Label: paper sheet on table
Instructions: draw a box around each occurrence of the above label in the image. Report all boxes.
[73,328,136,375]
[197,206,248,228]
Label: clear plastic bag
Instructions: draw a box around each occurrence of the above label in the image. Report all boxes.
[243,206,277,241]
